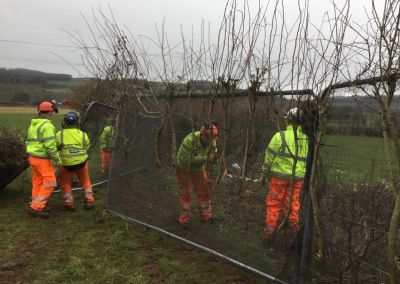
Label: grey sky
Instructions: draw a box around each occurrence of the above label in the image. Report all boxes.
[0,0,377,77]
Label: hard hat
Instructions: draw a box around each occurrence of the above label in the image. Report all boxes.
[200,123,218,140]
[63,112,79,126]
[38,101,58,113]
[285,107,302,121]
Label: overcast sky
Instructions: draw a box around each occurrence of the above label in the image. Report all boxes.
[0,0,378,78]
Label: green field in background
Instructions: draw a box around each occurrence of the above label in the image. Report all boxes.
[0,112,103,181]
[322,135,392,183]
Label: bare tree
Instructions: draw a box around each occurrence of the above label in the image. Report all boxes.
[346,1,400,282]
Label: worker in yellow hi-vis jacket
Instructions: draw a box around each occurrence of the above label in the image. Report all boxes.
[260,108,309,240]
[26,101,61,218]
[56,112,94,210]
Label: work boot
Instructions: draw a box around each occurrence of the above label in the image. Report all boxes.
[28,207,50,219]
[63,204,76,211]
[84,202,94,210]
[201,216,217,224]
[180,222,191,231]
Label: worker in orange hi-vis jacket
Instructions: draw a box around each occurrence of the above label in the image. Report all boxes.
[56,112,94,210]
[99,117,116,176]
[260,108,309,240]
[175,123,222,225]
[26,101,62,218]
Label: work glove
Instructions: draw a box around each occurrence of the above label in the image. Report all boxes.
[57,143,64,151]
[52,157,62,167]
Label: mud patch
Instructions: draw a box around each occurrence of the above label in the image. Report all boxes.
[138,237,166,283]
[0,237,47,283]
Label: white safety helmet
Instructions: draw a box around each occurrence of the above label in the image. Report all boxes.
[285,107,303,123]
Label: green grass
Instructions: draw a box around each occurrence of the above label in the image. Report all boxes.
[0,182,262,283]
[322,135,394,183]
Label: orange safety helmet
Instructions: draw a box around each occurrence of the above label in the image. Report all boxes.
[200,123,218,140]
[38,101,58,113]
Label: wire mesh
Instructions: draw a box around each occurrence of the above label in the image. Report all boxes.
[78,102,118,182]
[306,96,397,283]
[104,93,399,283]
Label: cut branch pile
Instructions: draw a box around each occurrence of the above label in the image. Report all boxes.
[0,125,27,187]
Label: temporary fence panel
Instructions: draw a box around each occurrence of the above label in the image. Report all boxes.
[104,93,398,282]
[79,101,118,182]
[105,96,303,283]
[304,96,397,283]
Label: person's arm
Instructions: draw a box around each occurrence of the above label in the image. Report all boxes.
[55,130,63,151]
[261,133,281,177]
[99,128,107,150]
[42,124,61,165]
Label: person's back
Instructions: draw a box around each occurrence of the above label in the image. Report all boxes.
[26,118,58,159]
[57,127,89,167]
[260,108,309,240]
[262,124,308,180]
[56,112,94,210]
[26,101,61,218]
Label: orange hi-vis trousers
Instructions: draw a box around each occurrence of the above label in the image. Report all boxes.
[28,156,57,211]
[176,169,212,224]
[59,163,94,207]
[263,176,303,237]
[101,150,112,175]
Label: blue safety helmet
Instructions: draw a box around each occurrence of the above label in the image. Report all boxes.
[63,112,79,128]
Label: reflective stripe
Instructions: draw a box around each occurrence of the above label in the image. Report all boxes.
[270,171,304,180]
[82,132,86,147]
[32,201,42,205]
[278,152,307,162]
[266,141,307,161]
[27,121,54,143]
[266,147,278,156]
[44,182,57,188]
[42,136,56,142]
[62,153,86,158]
[83,188,93,194]
[63,192,73,199]
[37,195,48,201]
[200,203,210,210]
[48,150,58,156]
[64,147,86,151]
[26,152,51,158]
[182,203,191,210]
[275,152,307,162]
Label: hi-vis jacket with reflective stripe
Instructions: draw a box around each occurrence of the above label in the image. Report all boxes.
[100,126,115,151]
[26,118,59,159]
[261,125,309,180]
[56,127,90,166]
[176,131,217,172]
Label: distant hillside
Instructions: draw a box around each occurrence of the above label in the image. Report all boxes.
[0,68,72,84]
[332,95,400,113]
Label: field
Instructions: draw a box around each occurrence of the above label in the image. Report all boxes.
[0,111,265,283]
[322,134,392,183]
[0,78,84,105]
